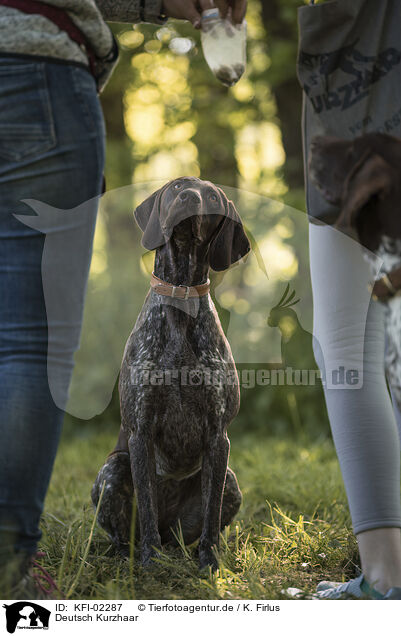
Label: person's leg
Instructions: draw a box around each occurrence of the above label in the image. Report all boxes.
[357,528,401,593]
[0,58,105,571]
[356,359,401,593]
[309,221,401,594]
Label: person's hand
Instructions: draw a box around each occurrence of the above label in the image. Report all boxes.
[162,0,215,29]
[161,1,247,29]
[214,0,247,24]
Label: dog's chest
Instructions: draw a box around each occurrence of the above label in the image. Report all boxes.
[151,343,237,479]
[121,298,239,479]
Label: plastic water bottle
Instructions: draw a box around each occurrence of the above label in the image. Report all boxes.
[200,8,247,87]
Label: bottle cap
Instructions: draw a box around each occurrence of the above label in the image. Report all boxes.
[201,8,220,21]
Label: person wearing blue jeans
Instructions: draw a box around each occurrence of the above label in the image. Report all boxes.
[0,0,247,599]
[0,58,105,595]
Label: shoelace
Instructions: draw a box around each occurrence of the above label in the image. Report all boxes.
[30,551,60,597]
[315,583,348,599]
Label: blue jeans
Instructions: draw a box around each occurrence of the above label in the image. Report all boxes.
[0,56,105,560]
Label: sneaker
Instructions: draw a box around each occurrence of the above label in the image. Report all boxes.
[284,574,401,600]
[314,574,401,600]
[0,551,61,600]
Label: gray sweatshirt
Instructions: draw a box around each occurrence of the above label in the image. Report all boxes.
[0,0,166,90]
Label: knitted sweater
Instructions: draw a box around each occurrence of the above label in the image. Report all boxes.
[0,0,165,90]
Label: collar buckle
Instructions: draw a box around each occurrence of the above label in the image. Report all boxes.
[172,285,190,300]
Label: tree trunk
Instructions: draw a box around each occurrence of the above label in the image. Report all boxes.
[259,0,305,190]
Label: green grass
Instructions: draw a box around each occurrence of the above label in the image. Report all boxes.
[39,423,359,600]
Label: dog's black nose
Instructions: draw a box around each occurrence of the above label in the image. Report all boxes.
[179,189,201,204]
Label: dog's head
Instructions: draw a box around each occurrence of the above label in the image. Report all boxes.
[309,133,401,251]
[134,177,250,271]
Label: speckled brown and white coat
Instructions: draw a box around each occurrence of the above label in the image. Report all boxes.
[92,177,250,569]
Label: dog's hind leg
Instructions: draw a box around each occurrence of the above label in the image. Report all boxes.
[91,451,136,556]
[158,467,242,548]
[220,467,242,529]
[114,425,130,453]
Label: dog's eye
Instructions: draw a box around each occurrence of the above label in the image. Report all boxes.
[173,182,182,190]
[209,193,217,202]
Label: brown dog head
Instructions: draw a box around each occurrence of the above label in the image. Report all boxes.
[134,177,250,271]
[309,133,401,251]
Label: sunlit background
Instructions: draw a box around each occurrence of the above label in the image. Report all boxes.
[67,0,329,437]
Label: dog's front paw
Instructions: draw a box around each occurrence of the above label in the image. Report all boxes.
[141,540,162,568]
[199,545,219,571]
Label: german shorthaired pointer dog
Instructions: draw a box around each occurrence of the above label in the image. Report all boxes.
[92,177,250,570]
[309,132,401,410]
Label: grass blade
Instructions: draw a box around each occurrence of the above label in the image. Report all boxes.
[66,479,106,598]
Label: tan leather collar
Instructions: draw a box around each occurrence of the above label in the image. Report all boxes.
[150,272,210,300]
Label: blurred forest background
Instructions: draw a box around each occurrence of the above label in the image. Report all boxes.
[42,3,367,599]
[64,0,331,440]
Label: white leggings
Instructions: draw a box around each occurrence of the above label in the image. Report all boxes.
[309,222,401,534]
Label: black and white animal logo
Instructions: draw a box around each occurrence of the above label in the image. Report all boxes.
[2,602,50,634]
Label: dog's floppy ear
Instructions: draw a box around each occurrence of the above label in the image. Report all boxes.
[336,152,393,235]
[209,196,250,272]
[134,182,170,250]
